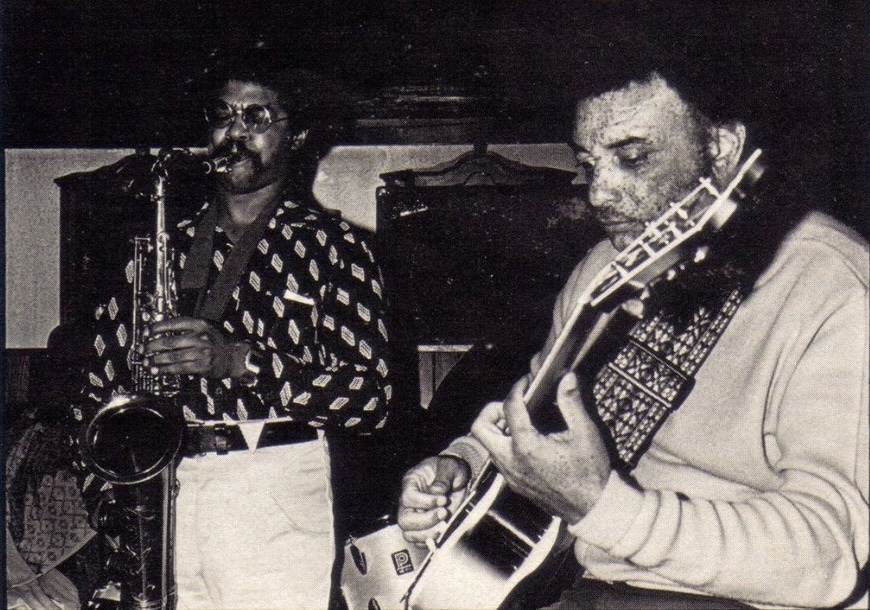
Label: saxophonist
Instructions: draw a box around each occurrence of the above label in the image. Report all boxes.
[70,57,393,609]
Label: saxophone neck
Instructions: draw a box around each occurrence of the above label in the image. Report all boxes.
[129,150,182,396]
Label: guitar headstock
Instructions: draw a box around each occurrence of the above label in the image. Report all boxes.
[587,149,764,308]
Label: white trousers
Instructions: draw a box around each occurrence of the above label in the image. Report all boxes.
[174,436,334,610]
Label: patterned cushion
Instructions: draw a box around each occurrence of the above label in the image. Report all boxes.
[6,419,94,577]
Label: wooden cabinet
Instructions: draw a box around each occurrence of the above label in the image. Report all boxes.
[54,151,206,327]
[374,149,602,415]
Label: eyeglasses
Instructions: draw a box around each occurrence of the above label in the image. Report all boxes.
[203,101,289,134]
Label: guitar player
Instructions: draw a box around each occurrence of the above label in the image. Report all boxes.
[397,40,869,609]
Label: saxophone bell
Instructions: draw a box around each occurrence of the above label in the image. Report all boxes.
[80,393,184,486]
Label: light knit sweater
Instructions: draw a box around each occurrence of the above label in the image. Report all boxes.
[444,211,868,609]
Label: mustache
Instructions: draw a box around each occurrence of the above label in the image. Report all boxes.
[213,142,262,167]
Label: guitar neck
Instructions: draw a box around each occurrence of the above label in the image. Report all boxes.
[468,150,763,484]
[588,148,763,308]
[405,152,766,610]
[519,149,763,431]
[522,294,603,431]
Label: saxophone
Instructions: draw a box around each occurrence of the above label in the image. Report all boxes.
[80,149,230,610]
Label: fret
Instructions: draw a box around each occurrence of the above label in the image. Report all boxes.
[619,246,649,270]
[639,240,657,256]
[670,201,690,221]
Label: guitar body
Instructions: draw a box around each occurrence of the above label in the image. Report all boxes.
[406,469,562,609]
[341,524,428,610]
[403,303,605,609]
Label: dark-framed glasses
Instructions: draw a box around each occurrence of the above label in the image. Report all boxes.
[203,101,289,134]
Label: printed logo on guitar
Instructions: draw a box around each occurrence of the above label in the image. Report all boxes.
[391,550,415,575]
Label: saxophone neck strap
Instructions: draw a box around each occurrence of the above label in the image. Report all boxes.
[179,197,281,322]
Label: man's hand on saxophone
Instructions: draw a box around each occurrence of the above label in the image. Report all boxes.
[143,316,252,380]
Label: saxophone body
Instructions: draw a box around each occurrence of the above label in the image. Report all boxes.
[80,150,229,610]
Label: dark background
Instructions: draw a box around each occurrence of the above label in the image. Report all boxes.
[3,3,868,599]
[4,0,869,229]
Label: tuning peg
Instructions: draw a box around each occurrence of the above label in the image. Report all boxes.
[621,297,646,318]
[669,201,689,220]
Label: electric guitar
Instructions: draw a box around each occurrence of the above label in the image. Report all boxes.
[341,149,764,610]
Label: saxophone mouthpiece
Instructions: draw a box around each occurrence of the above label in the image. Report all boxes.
[202,155,232,174]
[155,148,232,176]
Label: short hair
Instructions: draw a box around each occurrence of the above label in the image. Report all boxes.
[196,46,354,134]
[558,33,751,129]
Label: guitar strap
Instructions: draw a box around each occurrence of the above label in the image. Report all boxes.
[581,286,745,470]
[179,197,282,321]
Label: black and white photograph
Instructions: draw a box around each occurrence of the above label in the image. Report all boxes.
[4,1,868,609]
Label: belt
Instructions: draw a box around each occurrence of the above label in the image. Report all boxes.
[183,421,318,456]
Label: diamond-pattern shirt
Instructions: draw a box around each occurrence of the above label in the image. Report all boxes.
[73,199,392,432]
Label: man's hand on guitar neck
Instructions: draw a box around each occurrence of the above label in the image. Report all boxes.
[474,372,611,524]
[397,455,471,548]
